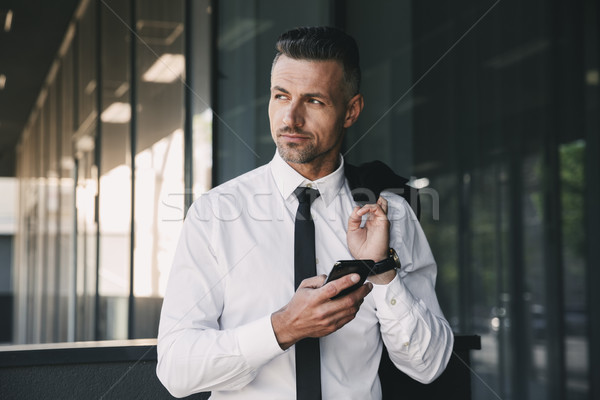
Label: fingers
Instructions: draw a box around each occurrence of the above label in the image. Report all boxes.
[348,197,389,233]
[324,282,373,327]
[279,274,372,343]
[320,273,373,301]
[320,273,359,299]
[341,280,373,304]
[299,274,327,289]
[300,273,371,300]
[313,278,372,335]
[355,197,388,219]
[377,196,388,213]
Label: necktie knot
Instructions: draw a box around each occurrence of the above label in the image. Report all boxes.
[294,187,320,222]
[294,187,320,206]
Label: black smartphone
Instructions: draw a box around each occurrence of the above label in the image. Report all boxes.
[324,259,374,299]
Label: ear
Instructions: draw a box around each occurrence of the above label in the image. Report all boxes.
[343,94,364,128]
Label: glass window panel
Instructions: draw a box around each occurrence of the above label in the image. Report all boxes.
[133,0,185,315]
[344,0,414,173]
[73,3,98,340]
[191,0,213,197]
[16,129,31,343]
[134,131,184,297]
[59,43,77,343]
[215,0,331,183]
[75,138,97,341]
[77,3,97,128]
[13,147,24,344]
[522,153,548,399]
[560,140,588,398]
[38,97,52,343]
[44,81,60,343]
[32,112,44,343]
[98,0,131,341]
[333,1,593,399]
[13,18,79,344]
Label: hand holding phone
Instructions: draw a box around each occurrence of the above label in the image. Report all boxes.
[324,259,374,299]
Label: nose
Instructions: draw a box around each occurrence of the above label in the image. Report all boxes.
[282,100,304,128]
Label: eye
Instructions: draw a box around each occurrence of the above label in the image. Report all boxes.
[274,93,288,100]
[308,98,324,105]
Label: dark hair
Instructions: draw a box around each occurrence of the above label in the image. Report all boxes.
[273,26,361,99]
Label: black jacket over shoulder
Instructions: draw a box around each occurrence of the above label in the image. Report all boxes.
[344,160,420,219]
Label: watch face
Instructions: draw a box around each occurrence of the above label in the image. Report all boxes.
[390,248,401,269]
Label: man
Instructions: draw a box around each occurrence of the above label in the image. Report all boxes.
[157,26,453,399]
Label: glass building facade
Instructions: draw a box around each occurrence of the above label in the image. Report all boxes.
[10,1,600,399]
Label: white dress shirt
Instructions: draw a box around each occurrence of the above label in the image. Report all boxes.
[156,152,453,399]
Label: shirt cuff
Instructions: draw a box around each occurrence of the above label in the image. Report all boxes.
[370,272,417,320]
[237,315,286,370]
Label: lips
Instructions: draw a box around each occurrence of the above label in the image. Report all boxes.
[280,134,310,143]
[277,128,312,143]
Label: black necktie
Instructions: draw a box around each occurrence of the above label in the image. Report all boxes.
[294,187,322,400]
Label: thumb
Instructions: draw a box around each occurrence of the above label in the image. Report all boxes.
[299,274,327,289]
[347,206,362,231]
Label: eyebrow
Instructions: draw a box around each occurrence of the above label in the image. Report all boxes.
[271,85,329,101]
[271,85,290,94]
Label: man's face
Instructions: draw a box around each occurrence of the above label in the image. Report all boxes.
[269,55,360,173]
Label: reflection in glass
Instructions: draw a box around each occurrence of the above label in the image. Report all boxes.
[560,140,588,399]
[44,81,60,343]
[215,0,330,183]
[134,130,184,297]
[344,0,413,173]
[99,0,131,340]
[191,0,213,198]
[523,154,548,399]
[72,0,98,342]
[99,164,130,340]
[75,146,97,341]
[193,109,213,195]
[59,43,76,343]
[134,0,185,311]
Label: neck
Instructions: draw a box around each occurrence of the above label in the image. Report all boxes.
[287,155,340,181]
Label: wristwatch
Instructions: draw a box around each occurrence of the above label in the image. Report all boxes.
[368,248,401,276]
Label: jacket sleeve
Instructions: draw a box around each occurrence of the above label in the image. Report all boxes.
[369,192,454,384]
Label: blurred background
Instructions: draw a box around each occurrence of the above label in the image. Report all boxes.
[0,1,598,399]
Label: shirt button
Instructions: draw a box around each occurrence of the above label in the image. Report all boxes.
[390,298,397,306]
[307,183,313,188]
[315,257,319,264]
[403,342,410,347]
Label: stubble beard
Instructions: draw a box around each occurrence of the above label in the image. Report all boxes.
[275,126,320,164]
[276,139,319,164]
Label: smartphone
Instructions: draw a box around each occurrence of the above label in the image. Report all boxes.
[324,259,374,299]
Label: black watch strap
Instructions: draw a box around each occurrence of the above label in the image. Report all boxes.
[368,248,401,276]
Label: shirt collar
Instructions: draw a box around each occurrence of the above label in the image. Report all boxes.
[270,151,346,207]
